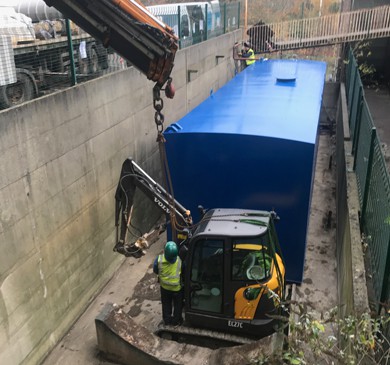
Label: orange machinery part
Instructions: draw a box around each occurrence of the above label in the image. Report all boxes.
[111,0,178,40]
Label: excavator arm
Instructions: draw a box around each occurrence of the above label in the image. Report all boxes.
[114,158,192,257]
[44,0,178,89]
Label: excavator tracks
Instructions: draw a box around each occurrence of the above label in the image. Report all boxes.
[155,323,257,348]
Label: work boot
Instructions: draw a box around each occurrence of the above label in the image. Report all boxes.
[172,318,183,328]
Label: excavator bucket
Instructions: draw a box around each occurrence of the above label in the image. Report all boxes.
[113,158,167,257]
[114,158,192,257]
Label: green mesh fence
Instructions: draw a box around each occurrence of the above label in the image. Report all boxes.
[179,2,240,47]
[347,55,357,108]
[346,51,365,146]
[223,3,241,33]
[354,102,375,206]
[345,50,353,93]
[361,137,390,308]
[347,47,390,311]
[349,78,363,147]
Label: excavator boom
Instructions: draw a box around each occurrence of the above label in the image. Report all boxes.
[45,0,178,88]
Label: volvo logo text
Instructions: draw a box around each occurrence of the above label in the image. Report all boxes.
[154,197,170,213]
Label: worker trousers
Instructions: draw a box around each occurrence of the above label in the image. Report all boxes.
[160,286,183,326]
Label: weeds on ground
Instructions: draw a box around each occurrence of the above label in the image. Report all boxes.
[253,298,390,365]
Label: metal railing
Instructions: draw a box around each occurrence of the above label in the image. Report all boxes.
[346,48,390,313]
[248,5,390,53]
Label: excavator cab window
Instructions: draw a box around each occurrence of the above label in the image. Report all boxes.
[232,238,272,282]
[190,239,224,314]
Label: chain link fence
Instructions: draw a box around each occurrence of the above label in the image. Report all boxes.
[346,47,390,314]
[0,1,240,111]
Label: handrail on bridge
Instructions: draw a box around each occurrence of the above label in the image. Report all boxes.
[244,5,390,54]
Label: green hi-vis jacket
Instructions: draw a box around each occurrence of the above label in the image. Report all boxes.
[246,48,255,65]
[157,254,182,292]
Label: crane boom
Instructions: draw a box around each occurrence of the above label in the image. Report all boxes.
[44,0,178,88]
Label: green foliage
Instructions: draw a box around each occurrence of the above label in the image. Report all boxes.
[254,300,390,365]
[352,41,377,87]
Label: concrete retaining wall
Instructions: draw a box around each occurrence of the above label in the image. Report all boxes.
[0,30,242,365]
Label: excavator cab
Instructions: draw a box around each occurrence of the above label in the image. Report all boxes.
[183,208,285,338]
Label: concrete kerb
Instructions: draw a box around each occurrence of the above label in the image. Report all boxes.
[340,82,370,316]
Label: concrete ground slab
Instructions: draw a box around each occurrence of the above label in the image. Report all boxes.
[41,240,164,365]
[298,134,338,315]
[41,133,338,365]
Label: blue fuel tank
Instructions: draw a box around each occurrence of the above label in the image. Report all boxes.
[164,59,326,283]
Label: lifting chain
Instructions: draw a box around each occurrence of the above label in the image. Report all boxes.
[153,84,165,138]
[152,82,177,237]
[153,78,175,138]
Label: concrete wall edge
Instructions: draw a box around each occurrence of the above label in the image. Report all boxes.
[340,82,370,316]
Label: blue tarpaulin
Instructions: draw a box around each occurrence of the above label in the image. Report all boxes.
[164,59,326,283]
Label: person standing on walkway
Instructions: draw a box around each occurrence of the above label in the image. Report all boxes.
[153,241,183,326]
[241,42,256,67]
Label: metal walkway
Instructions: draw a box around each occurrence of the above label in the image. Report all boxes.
[247,5,390,53]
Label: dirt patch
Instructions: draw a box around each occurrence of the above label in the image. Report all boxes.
[128,304,142,317]
[128,272,160,317]
[129,271,160,304]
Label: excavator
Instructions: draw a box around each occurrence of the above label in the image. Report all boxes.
[114,158,286,340]
[44,0,286,345]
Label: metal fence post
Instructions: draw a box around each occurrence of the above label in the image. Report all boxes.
[178,6,181,49]
[348,63,358,121]
[205,4,208,40]
[65,18,77,86]
[345,48,351,87]
[237,2,240,29]
[380,236,390,313]
[352,90,363,157]
[223,3,227,34]
[360,127,377,231]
